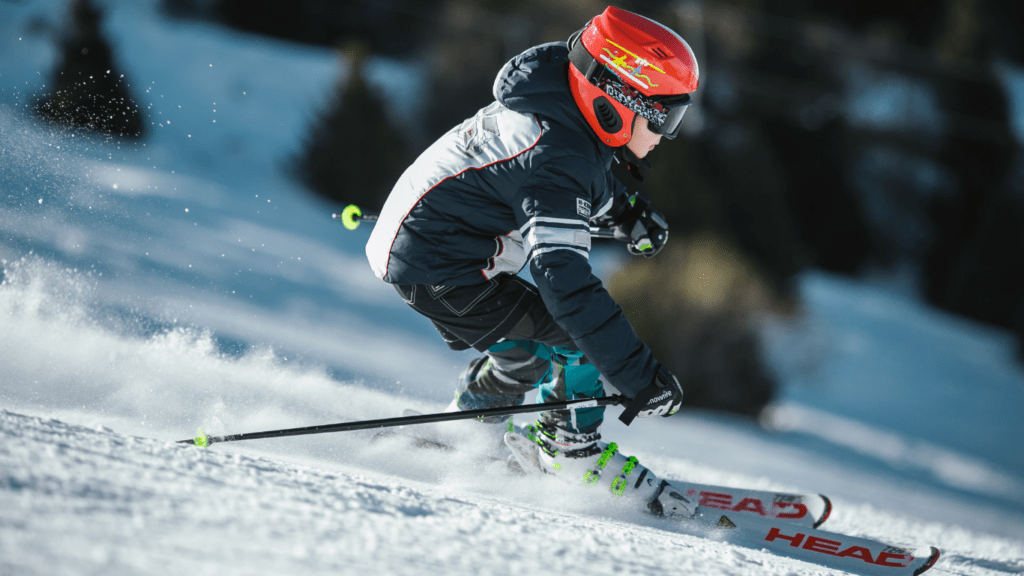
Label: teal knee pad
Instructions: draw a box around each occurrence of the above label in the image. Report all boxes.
[485,339,553,385]
[539,351,605,432]
[486,339,552,363]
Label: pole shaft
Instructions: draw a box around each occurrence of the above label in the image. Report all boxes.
[333,209,616,238]
[179,395,625,445]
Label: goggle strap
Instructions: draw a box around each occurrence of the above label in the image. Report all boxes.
[568,31,601,80]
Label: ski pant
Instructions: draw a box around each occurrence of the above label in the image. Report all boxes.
[393,275,604,433]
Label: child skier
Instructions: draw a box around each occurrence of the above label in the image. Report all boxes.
[366,6,700,512]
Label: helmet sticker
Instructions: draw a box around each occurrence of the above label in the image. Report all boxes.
[599,39,665,90]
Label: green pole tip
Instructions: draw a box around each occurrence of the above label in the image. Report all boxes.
[194,428,209,448]
[339,204,362,230]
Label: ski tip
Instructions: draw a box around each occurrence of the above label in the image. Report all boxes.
[193,427,209,448]
[814,494,833,528]
[914,547,941,575]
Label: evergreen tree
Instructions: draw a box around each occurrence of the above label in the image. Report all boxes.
[35,0,145,138]
[210,0,439,56]
[293,49,413,210]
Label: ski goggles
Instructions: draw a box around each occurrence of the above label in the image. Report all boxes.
[647,93,690,138]
[599,78,691,139]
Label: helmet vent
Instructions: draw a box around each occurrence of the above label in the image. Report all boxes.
[593,96,622,133]
[651,47,669,59]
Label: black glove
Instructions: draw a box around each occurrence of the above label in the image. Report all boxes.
[618,365,684,426]
[610,194,669,257]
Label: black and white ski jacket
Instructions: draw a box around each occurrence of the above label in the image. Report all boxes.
[365,42,658,397]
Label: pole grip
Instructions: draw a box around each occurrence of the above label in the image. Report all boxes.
[332,204,365,230]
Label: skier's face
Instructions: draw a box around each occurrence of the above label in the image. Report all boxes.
[626,116,662,159]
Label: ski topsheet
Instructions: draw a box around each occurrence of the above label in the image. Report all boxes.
[661,480,830,528]
[691,508,940,576]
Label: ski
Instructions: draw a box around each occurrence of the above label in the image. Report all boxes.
[687,508,940,576]
[378,410,940,575]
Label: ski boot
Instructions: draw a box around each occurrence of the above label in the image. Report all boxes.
[504,418,697,518]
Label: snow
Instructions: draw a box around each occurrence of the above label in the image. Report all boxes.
[1,1,1023,575]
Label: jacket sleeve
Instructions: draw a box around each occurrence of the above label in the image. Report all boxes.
[592,173,631,223]
[513,159,659,397]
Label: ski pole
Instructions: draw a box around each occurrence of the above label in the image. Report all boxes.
[332,204,619,239]
[178,394,627,447]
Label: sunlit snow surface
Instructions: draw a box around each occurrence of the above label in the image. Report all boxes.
[1,1,1023,575]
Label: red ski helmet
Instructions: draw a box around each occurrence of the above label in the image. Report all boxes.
[568,6,699,147]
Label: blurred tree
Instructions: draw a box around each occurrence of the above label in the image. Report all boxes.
[747,46,873,275]
[618,123,809,296]
[418,0,604,138]
[607,240,777,416]
[417,1,507,139]
[292,46,414,212]
[35,0,144,138]
[160,0,215,19]
[977,0,1024,64]
[209,0,441,56]
[922,32,1021,345]
[927,187,1024,335]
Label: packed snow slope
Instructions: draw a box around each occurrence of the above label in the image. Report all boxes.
[1,1,1023,575]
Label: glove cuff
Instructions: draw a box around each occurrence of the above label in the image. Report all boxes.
[608,193,650,227]
[617,369,663,426]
